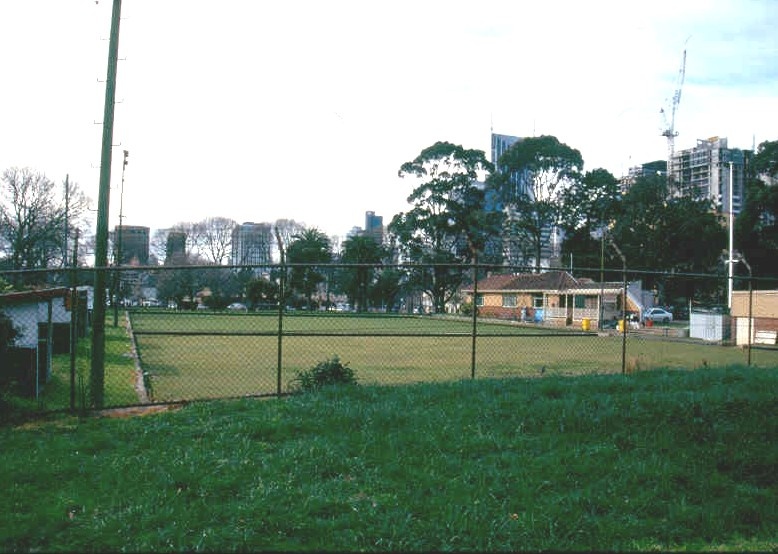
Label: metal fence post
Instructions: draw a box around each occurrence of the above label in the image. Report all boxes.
[274,228,285,397]
[470,254,478,380]
[69,230,79,412]
[621,267,628,375]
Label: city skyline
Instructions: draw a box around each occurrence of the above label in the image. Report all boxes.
[1,0,776,239]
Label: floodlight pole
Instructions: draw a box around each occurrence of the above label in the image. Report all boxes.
[727,161,735,310]
[91,0,123,408]
[608,237,627,375]
[113,150,128,327]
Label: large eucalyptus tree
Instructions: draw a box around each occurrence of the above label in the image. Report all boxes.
[389,141,499,313]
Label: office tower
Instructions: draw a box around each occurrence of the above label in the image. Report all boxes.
[231,222,273,266]
[364,211,384,244]
[165,230,186,263]
[113,225,149,266]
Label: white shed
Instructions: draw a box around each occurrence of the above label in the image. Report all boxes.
[0,288,72,397]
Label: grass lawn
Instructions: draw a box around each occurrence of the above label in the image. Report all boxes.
[1,366,776,551]
[125,311,778,403]
[41,315,141,413]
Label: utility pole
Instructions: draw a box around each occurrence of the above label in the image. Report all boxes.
[91,0,123,408]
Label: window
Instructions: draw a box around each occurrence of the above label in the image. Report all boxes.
[502,294,517,308]
[532,294,543,308]
[475,294,484,307]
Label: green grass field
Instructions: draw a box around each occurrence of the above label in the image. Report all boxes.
[3,367,777,551]
[124,311,778,404]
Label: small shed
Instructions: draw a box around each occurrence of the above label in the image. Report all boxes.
[731,289,778,346]
[0,288,72,398]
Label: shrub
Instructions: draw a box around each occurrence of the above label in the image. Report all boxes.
[291,355,357,393]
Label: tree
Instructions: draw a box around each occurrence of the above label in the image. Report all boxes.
[274,218,306,262]
[489,135,583,271]
[736,140,778,277]
[389,141,497,313]
[286,228,332,309]
[752,139,778,183]
[610,173,726,301]
[559,168,622,275]
[150,223,198,266]
[0,168,90,277]
[154,250,207,309]
[192,216,236,265]
[245,276,279,310]
[339,234,385,312]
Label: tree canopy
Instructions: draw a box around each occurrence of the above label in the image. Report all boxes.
[0,167,90,277]
[735,140,778,277]
[389,141,497,313]
[489,135,583,271]
[338,234,386,312]
[286,227,332,309]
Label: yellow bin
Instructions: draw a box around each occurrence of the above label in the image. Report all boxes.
[581,318,591,331]
[617,319,625,333]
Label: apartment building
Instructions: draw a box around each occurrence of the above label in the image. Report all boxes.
[672,136,750,215]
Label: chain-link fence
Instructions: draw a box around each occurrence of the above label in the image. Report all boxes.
[2,262,777,413]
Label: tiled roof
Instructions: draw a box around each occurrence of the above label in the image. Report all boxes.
[465,271,581,292]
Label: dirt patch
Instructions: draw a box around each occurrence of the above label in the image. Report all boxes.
[94,403,185,419]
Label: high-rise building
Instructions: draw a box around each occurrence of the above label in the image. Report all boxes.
[620,160,667,194]
[112,225,149,266]
[364,211,384,244]
[165,230,187,263]
[673,137,749,215]
[491,132,521,167]
[231,222,273,266]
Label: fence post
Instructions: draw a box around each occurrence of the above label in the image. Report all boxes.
[69,230,79,412]
[470,254,478,380]
[621,266,627,375]
[745,264,753,366]
[274,228,285,397]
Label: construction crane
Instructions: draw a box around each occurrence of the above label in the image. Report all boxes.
[660,46,687,187]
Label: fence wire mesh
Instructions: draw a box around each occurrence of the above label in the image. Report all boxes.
[1,263,777,413]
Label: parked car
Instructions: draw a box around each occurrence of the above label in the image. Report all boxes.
[226,302,248,312]
[642,307,673,324]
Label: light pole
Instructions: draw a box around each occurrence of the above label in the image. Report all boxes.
[727,161,735,310]
[607,236,628,375]
[113,149,128,327]
[599,211,606,331]
[733,253,753,365]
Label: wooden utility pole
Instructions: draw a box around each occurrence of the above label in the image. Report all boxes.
[91,0,123,408]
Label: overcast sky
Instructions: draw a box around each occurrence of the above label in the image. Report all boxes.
[1,0,777,240]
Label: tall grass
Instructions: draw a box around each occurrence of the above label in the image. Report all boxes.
[1,366,775,551]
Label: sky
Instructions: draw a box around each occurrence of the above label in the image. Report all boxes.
[1,0,777,241]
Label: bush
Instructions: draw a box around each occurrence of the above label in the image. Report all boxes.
[291,355,357,393]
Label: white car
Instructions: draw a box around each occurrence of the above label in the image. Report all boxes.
[642,307,673,324]
[226,302,248,312]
